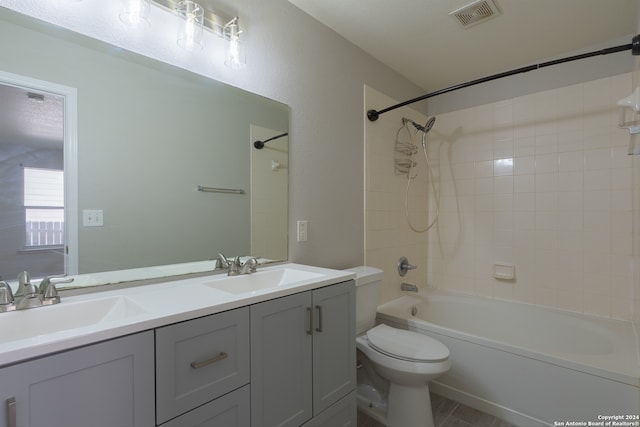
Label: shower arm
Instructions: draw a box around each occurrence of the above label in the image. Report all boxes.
[253,132,289,149]
[367,36,640,122]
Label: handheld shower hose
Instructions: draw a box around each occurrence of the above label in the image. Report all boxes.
[402,117,440,233]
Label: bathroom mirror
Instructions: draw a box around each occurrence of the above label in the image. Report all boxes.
[0,8,289,288]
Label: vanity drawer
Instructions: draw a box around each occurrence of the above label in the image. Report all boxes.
[159,384,250,427]
[155,307,250,424]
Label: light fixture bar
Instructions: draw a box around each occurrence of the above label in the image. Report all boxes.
[152,0,233,37]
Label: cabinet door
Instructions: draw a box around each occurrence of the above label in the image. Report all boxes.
[312,280,356,415]
[250,292,313,427]
[0,331,154,427]
[302,390,357,427]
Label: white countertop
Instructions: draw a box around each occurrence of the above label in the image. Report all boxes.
[0,263,355,367]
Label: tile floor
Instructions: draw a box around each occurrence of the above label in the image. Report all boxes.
[357,393,518,427]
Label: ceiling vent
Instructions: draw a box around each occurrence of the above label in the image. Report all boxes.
[449,0,501,28]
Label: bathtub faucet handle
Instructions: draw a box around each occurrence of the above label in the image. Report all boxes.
[397,256,417,277]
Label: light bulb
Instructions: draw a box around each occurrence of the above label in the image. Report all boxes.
[119,0,150,28]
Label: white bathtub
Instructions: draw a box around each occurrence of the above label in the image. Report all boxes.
[376,289,640,427]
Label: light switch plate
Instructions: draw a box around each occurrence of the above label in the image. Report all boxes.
[83,209,104,227]
[297,220,308,242]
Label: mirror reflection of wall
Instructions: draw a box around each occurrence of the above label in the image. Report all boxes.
[0,7,289,286]
[0,84,65,279]
[250,125,288,261]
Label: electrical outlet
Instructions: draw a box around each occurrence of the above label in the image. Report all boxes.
[83,209,104,227]
[297,220,308,242]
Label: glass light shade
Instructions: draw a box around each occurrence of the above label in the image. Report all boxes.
[176,0,204,51]
[223,18,246,70]
[119,0,151,27]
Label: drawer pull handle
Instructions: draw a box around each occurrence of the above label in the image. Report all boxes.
[315,305,323,333]
[306,306,313,335]
[7,397,16,427]
[190,352,228,369]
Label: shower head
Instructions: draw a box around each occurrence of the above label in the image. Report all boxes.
[403,116,436,134]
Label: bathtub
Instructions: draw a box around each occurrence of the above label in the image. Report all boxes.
[376,289,640,427]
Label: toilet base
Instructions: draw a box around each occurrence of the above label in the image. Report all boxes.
[387,383,434,427]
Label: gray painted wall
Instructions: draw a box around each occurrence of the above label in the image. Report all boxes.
[0,1,426,272]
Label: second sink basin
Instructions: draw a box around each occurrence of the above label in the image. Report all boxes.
[2,295,148,343]
[201,268,324,295]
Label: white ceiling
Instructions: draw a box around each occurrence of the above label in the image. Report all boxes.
[0,84,63,149]
[287,0,639,92]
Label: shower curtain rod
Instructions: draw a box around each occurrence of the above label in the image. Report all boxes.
[367,35,640,122]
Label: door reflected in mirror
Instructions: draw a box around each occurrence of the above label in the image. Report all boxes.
[0,80,68,280]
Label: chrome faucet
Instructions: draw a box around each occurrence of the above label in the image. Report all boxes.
[4,271,73,312]
[400,282,418,293]
[240,257,259,274]
[217,253,259,276]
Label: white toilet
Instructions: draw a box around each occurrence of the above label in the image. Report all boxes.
[346,266,451,427]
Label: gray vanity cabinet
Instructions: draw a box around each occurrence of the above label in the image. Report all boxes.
[250,280,356,427]
[0,331,155,427]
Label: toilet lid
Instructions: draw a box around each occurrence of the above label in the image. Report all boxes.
[366,324,449,362]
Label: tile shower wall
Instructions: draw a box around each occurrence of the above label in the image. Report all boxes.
[366,74,637,320]
[425,73,635,320]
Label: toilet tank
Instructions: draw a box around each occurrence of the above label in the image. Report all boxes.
[343,266,384,335]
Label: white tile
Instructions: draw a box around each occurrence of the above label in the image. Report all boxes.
[494,194,513,212]
[535,173,558,193]
[475,160,493,177]
[475,177,493,194]
[493,158,514,176]
[558,171,583,192]
[583,169,611,191]
[535,133,558,155]
[514,192,535,211]
[535,192,559,211]
[514,212,535,230]
[558,211,583,231]
[536,211,559,231]
[514,174,535,193]
[558,191,583,211]
[494,176,513,194]
[514,136,535,157]
[535,153,559,173]
[514,155,535,175]
[612,189,632,212]
[584,148,611,170]
[558,129,584,152]
[558,151,584,171]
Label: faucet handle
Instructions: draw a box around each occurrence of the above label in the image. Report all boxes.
[38,274,74,294]
[229,256,242,274]
[15,271,30,297]
[41,282,61,305]
[241,257,259,274]
[0,281,15,312]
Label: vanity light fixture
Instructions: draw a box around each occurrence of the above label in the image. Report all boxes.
[175,0,204,51]
[119,0,151,28]
[223,17,245,70]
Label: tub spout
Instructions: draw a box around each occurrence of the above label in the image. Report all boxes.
[400,282,418,293]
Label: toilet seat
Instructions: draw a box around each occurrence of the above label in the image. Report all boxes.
[366,324,449,362]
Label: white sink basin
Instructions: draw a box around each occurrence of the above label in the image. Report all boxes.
[2,296,148,343]
[201,268,324,295]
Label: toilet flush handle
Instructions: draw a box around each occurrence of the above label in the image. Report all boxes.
[397,256,417,277]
